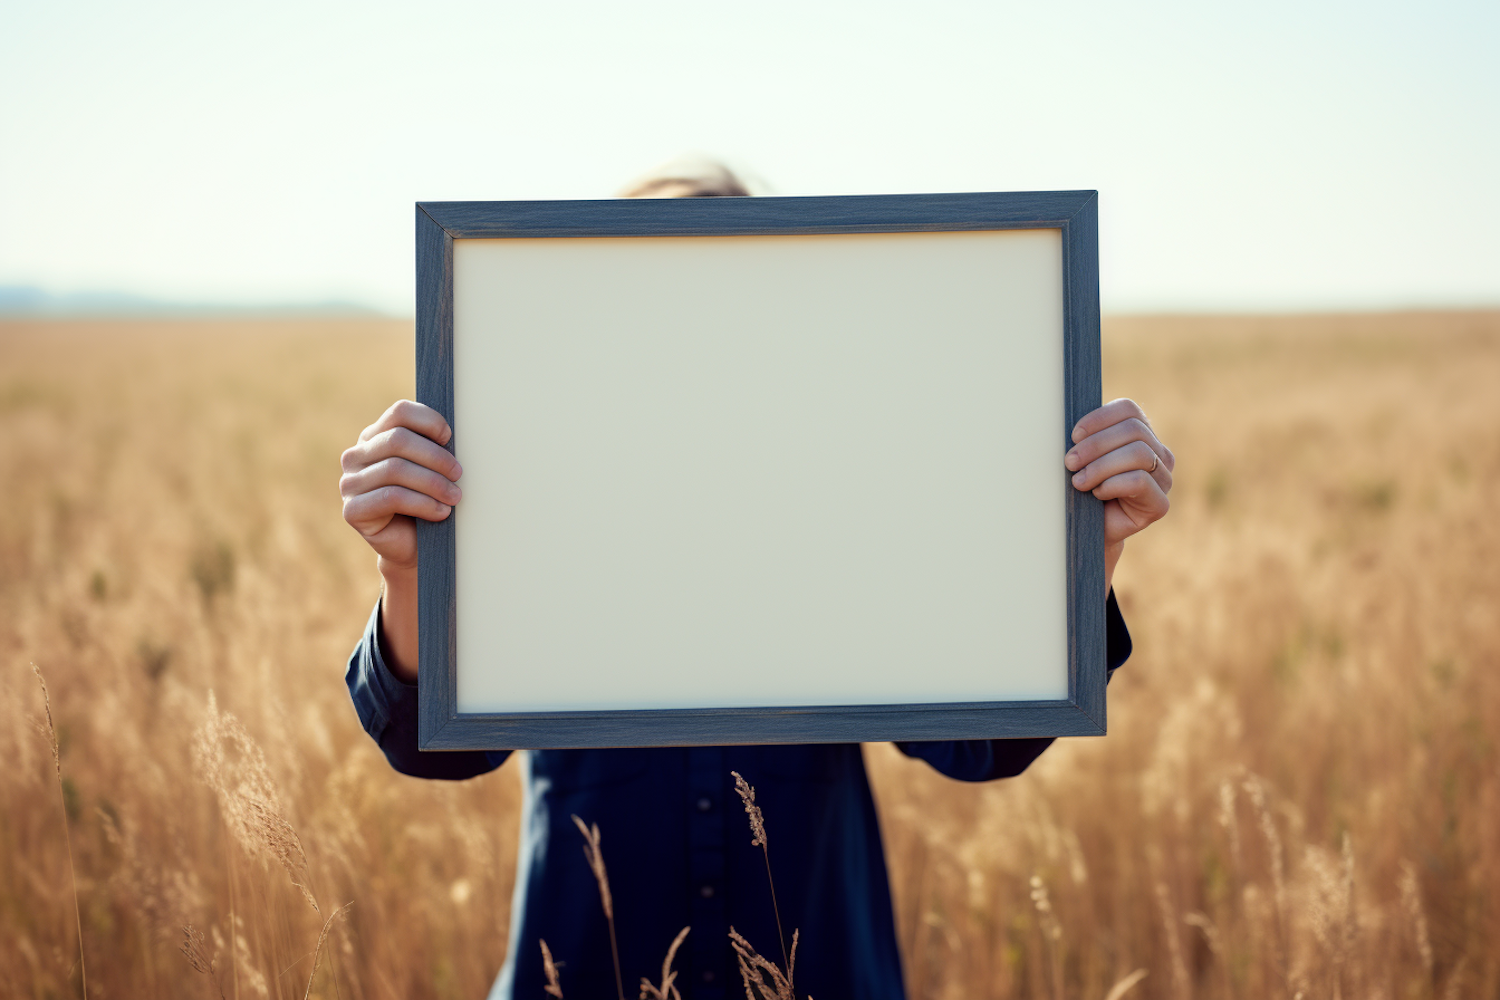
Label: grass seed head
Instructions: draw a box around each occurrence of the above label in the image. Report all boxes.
[540,939,564,999]
[30,663,61,774]
[571,814,613,920]
[729,925,796,1000]
[301,902,351,1000]
[193,692,318,913]
[731,771,766,849]
[179,925,226,999]
[638,925,689,1000]
[1398,862,1434,978]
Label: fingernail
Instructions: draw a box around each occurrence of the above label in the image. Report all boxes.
[438,504,451,516]
[453,462,464,478]
[1071,426,1085,443]
[1064,451,1079,470]
[1072,472,1085,486]
[447,485,461,501]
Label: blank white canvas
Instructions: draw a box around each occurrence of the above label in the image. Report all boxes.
[452,229,1066,714]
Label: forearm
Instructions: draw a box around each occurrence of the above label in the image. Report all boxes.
[377,559,420,683]
[1105,540,1124,595]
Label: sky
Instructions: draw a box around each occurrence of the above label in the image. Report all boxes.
[2,0,1496,315]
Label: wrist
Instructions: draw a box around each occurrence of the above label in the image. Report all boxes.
[376,558,420,683]
[377,555,418,586]
[1104,540,1124,595]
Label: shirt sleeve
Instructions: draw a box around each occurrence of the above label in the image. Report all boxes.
[893,588,1133,783]
[344,599,511,781]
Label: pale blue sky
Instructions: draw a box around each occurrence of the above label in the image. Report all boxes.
[2,0,1496,315]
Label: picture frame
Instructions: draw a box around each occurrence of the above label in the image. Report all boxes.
[415,191,1105,750]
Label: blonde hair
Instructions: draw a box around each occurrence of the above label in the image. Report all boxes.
[619,156,753,198]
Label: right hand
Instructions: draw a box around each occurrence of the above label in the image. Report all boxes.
[340,400,463,573]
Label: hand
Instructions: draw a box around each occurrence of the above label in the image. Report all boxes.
[340,400,461,681]
[1064,398,1173,592]
[340,400,463,572]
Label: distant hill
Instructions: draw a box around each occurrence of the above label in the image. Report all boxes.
[0,285,386,317]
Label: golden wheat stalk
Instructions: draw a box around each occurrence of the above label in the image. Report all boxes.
[193,691,319,913]
[301,901,351,1000]
[1398,861,1434,980]
[1101,968,1148,1000]
[729,926,798,1000]
[1151,881,1189,1000]
[731,771,790,977]
[1030,874,1064,1000]
[572,815,624,1000]
[179,924,227,1000]
[732,770,767,848]
[539,940,564,999]
[639,926,690,1000]
[1442,955,1470,1000]
[32,663,87,1000]
[1242,773,1290,992]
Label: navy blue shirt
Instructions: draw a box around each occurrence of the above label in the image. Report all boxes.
[346,592,1131,999]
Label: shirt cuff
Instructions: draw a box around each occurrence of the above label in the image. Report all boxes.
[344,597,417,745]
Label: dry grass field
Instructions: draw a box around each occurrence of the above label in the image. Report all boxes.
[1,311,1496,999]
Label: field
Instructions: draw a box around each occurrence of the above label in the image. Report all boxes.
[2,311,1497,999]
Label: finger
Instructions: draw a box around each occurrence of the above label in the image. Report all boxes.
[343,425,464,480]
[342,485,453,537]
[1104,497,1158,547]
[1091,470,1170,525]
[1070,440,1172,494]
[341,457,463,505]
[1071,400,1176,473]
[1065,416,1167,473]
[358,400,452,447]
[1071,398,1149,444]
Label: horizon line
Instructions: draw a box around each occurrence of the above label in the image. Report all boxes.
[2,284,1497,322]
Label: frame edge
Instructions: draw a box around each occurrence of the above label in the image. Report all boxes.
[425,701,1106,751]
[1062,192,1108,733]
[418,190,1100,239]
[415,206,458,749]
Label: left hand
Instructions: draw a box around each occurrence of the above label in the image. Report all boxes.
[1064,398,1174,593]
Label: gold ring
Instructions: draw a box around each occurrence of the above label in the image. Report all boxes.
[1148,454,1159,474]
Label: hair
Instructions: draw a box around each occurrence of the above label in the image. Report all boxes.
[618,155,753,198]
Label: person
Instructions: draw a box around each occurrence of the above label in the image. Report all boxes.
[341,161,1174,999]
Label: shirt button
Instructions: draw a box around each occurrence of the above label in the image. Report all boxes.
[697,797,712,812]
[700,884,715,899]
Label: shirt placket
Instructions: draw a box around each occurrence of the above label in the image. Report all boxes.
[686,746,727,998]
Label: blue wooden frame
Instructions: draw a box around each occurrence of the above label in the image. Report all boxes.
[415,191,1105,750]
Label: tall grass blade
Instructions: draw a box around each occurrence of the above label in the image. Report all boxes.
[32,663,87,1000]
